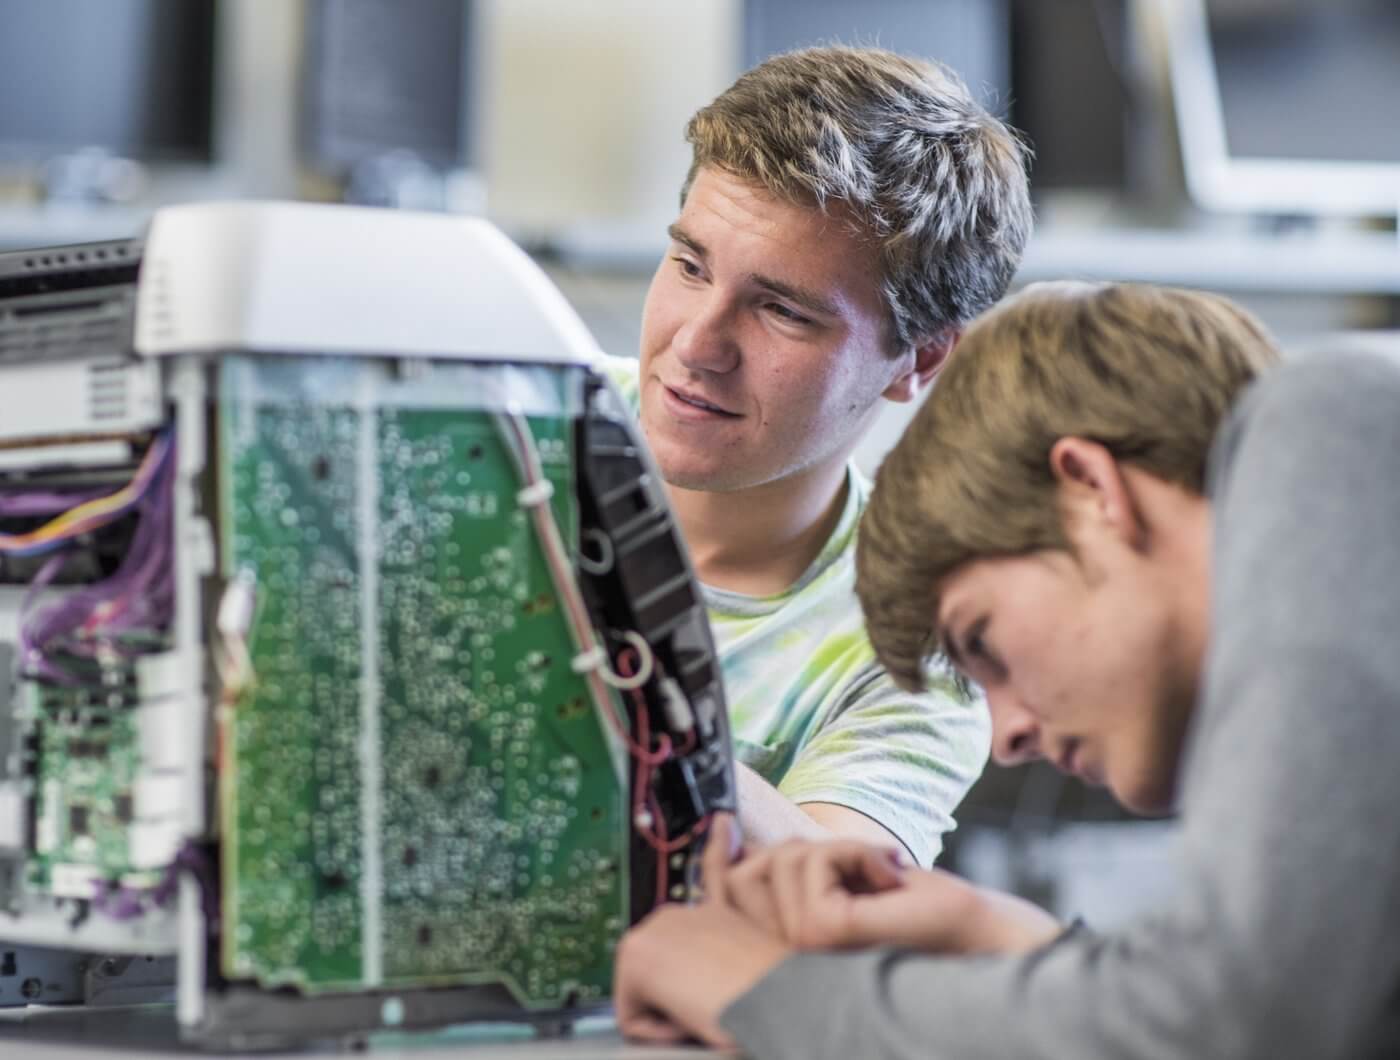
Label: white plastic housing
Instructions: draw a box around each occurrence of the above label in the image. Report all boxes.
[134,202,602,363]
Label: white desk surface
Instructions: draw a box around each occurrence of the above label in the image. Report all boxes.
[0,1008,730,1059]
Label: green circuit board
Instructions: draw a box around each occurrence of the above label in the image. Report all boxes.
[217,356,627,1007]
[25,677,145,894]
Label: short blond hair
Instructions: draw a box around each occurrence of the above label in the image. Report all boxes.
[684,46,1032,351]
[857,281,1282,690]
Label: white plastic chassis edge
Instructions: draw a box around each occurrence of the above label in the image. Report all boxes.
[135,202,605,364]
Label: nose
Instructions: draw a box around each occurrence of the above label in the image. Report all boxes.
[988,688,1043,767]
[671,293,740,376]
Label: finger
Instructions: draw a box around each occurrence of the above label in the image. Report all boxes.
[722,811,745,858]
[724,853,783,931]
[700,814,738,905]
[614,926,687,1043]
[769,844,811,944]
[841,844,907,895]
[617,1009,690,1044]
[779,842,906,948]
[807,840,906,893]
[800,843,857,947]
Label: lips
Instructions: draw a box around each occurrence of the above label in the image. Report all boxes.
[1056,739,1104,785]
[1056,739,1083,777]
[662,384,740,418]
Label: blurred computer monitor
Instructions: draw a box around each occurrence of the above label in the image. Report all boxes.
[743,0,1009,111]
[0,0,215,169]
[300,0,471,207]
[1008,0,1131,195]
[1160,0,1400,218]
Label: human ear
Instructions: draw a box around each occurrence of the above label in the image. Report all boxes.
[882,328,960,403]
[1048,437,1147,552]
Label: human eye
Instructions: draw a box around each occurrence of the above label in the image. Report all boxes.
[671,254,704,280]
[965,619,988,661]
[962,617,1005,682]
[766,302,813,326]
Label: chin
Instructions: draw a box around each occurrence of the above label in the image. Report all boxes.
[653,460,745,493]
[645,441,714,488]
[649,442,764,493]
[1109,773,1179,818]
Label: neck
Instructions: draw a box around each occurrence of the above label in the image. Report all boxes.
[1172,495,1214,691]
[668,458,851,596]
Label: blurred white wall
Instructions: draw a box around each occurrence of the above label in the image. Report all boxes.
[478,0,741,242]
[217,0,305,197]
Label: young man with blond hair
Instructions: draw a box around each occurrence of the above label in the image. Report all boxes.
[609,46,1033,865]
[613,282,1400,1059]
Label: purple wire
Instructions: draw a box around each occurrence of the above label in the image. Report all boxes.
[18,553,79,685]
[20,436,177,681]
[13,434,199,925]
[92,843,215,925]
[0,490,106,517]
[2,434,170,559]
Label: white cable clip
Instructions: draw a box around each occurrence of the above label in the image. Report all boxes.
[598,631,654,690]
[571,646,607,674]
[516,480,555,509]
[216,568,257,637]
[658,676,695,733]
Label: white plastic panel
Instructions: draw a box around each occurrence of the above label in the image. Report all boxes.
[135,202,604,363]
[0,782,24,851]
[0,357,162,445]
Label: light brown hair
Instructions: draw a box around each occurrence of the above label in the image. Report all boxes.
[857,281,1282,690]
[683,46,1033,351]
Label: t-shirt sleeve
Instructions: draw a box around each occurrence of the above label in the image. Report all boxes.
[775,662,990,868]
[586,352,641,414]
[719,353,1400,1060]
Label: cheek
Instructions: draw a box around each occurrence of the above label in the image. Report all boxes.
[754,348,848,422]
[1050,595,1149,713]
[638,272,680,360]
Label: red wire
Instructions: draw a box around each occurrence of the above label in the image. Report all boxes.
[609,648,714,906]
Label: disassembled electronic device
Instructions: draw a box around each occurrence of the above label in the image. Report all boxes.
[0,203,734,1048]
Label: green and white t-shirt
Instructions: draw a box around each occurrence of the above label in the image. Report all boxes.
[594,355,990,866]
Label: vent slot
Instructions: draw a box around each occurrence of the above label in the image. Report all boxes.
[11,299,107,319]
[87,361,132,422]
[0,237,141,301]
[0,286,136,365]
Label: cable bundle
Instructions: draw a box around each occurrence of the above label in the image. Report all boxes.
[11,433,177,686]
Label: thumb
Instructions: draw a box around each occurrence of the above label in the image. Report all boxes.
[835,844,908,895]
[700,814,740,904]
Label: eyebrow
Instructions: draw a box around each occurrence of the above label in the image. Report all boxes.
[666,223,841,320]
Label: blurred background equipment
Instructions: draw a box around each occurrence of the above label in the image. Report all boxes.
[1161,0,1400,218]
[0,0,215,203]
[742,0,1009,109]
[301,0,472,209]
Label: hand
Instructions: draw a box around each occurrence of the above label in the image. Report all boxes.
[705,818,1062,955]
[703,817,908,947]
[613,899,792,1046]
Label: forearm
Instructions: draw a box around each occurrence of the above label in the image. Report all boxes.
[719,917,1249,1060]
[733,762,834,847]
[734,762,917,857]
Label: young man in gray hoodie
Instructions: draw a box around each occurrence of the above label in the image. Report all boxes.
[613,282,1400,1060]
